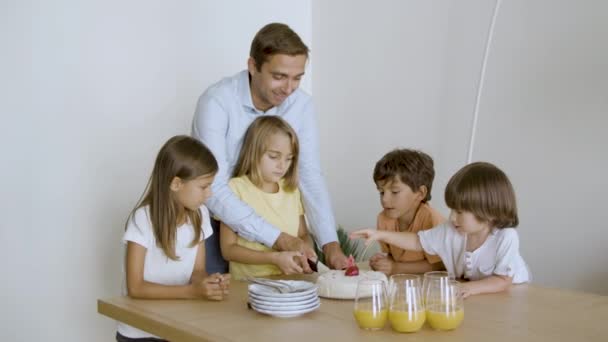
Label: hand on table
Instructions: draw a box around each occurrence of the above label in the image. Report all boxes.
[195,273,230,301]
[369,253,393,275]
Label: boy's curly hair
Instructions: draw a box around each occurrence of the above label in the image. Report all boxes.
[373,149,435,202]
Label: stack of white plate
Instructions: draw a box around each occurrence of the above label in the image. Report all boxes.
[248,280,320,318]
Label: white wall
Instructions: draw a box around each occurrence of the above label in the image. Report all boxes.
[312,0,450,228]
[0,0,311,340]
[313,0,608,295]
[439,0,608,294]
[2,0,607,340]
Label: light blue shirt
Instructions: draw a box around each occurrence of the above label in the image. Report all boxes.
[192,70,338,248]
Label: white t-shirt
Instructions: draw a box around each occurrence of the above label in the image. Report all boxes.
[418,223,530,284]
[117,205,213,339]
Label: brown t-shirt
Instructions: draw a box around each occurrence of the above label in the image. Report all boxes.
[377,203,444,264]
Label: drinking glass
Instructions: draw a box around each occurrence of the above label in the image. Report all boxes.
[353,279,388,330]
[422,271,454,304]
[388,274,425,333]
[425,280,464,330]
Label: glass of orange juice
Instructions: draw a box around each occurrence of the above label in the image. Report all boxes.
[388,274,425,333]
[425,280,464,331]
[422,271,454,304]
[353,279,388,330]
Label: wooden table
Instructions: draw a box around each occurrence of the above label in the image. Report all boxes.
[98,275,608,342]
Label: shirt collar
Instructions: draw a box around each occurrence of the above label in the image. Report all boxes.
[236,70,289,115]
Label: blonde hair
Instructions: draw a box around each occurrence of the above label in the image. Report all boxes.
[445,162,518,228]
[232,116,299,191]
[126,135,218,260]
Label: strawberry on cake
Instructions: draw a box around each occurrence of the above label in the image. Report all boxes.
[316,256,388,299]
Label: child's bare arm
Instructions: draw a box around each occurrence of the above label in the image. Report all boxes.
[297,215,313,247]
[220,222,304,274]
[350,229,423,251]
[125,242,226,300]
[460,275,512,298]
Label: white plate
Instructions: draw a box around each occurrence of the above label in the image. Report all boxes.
[248,290,317,303]
[251,298,320,312]
[252,301,321,318]
[248,281,318,298]
[249,295,319,309]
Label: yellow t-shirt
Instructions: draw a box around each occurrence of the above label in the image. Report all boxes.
[227,176,304,280]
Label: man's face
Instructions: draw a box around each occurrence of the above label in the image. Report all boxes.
[248,54,307,112]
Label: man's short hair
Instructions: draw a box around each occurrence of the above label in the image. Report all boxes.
[250,23,309,71]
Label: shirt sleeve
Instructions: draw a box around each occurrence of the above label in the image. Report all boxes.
[191,93,281,248]
[123,208,151,249]
[296,188,304,216]
[296,98,339,247]
[417,223,450,256]
[200,206,214,242]
[421,214,443,264]
[493,228,520,278]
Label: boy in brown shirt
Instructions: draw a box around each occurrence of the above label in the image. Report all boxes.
[369,149,445,275]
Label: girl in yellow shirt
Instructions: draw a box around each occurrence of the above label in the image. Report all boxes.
[220,116,312,280]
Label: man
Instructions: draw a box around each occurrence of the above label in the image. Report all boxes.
[192,23,348,274]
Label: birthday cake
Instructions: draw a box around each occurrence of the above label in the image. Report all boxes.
[316,269,388,299]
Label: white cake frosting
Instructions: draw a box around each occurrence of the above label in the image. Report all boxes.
[316,270,388,299]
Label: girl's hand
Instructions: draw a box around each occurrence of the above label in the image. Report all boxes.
[369,253,393,275]
[194,273,229,300]
[350,229,382,245]
[217,273,231,296]
[272,251,305,275]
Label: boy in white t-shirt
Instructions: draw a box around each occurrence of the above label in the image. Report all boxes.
[352,162,529,298]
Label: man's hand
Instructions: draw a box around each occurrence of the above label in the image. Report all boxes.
[323,241,348,270]
[369,253,393,275]
[273,232,315,273]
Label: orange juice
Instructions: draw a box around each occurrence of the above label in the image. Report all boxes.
[389,309,425,333]
[426,307,464,330]
[353,309,388,330]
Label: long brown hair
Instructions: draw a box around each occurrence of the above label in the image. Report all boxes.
[232,116,299,191]
[126,135,218,260]
[445,162,518,228]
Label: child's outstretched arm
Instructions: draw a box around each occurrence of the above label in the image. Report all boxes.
[125,242,228,300]
[459,275,512,298]
[350,229,423,252]
[220,222,305,275]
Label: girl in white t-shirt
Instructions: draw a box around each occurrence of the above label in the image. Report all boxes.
[352,162,529,298]
[117,135,230,341]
